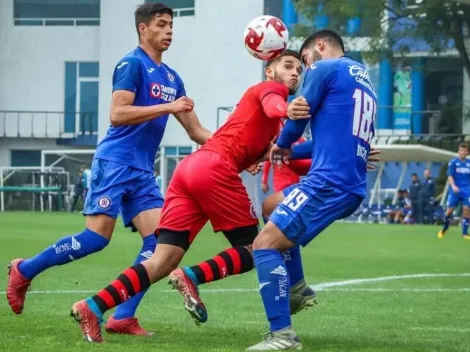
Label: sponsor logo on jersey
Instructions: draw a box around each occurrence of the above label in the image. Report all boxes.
[150,83,177,102]
[348,65,377,97]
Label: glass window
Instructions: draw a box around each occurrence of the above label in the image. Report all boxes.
[145,0,195,17]
[14,0,100,26]
[264,0,282,18]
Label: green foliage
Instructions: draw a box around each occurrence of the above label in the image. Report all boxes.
[293,0,470,76]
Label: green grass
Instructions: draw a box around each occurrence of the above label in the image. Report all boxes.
[1,212,469,351]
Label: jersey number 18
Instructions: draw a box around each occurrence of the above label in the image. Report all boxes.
[352,89,376,144]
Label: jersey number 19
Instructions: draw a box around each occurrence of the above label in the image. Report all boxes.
[352,89,376,144]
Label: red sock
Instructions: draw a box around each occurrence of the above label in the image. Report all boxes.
[91,263,150,314]
[187,246,254,284]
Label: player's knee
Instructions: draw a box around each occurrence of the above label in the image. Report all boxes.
[157,229,191,252]
[223,225,259,247]
[85,214,116,239]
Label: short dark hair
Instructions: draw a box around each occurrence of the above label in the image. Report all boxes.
[266,49,301,68]
[299,29,345,56]
[135,2,173,38]
[412,173,418,177]
[459,143,468,150]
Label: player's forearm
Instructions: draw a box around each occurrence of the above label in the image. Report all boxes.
[291,140,313,159]
[110,104,172,126]
[261,93,288,119]
[277,119,309,149]
[448,175,456,188]
[189,126,212,145]
[261,161,271,184]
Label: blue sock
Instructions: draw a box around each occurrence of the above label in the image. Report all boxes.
[113,235,157,320]
[442,215,451,232]
[253,249,291,332]
[462,218,469,236]
[282,245,304,287]
[18,229,109,280]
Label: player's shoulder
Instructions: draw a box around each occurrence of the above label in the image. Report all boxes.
[115,49,144,70]
[253,80,288,95]
[305,59,338,78]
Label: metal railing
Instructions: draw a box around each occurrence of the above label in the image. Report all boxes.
[0,111,97,139]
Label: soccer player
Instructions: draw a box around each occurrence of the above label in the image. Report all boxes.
[246,30,376,350]
[69,49,305,343]
[6,2,211,336]
[438,143,470,239]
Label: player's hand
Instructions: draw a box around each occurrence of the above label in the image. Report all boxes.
[168,96,194,114]
[287,96,311,120]
[367,148,380,170]
[270,144,292,168]
[261,183,269,193]
[452,185,460,193]
[246,163,262,175]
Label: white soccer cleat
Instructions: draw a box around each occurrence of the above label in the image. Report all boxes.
[246,328,302,351]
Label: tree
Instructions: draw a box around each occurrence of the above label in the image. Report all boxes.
[293,0,470,78]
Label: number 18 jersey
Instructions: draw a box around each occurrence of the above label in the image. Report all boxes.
[302,56,376,197]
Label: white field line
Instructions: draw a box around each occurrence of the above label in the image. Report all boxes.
[2,273,469,295]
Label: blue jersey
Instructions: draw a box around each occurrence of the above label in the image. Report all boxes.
[447,157,470,190]
[94,47,186,172]
[278,56,376,197]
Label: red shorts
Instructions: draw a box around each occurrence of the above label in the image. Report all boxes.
[158,150,259,243]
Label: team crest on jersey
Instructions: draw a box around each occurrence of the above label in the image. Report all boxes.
[98,196,111,209]
[167,72,175,82]
[150,83,161,98]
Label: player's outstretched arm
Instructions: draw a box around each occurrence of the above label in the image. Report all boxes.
[276,118,309,149]
[174,110,212,145]
[110,92,194,127]
[291,140,313,160]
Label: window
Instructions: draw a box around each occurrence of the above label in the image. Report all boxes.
[145,0,195,17]
[14,0,100,26]
[264,0,282,19]
[11,150,41,167]
[64,62,99,135]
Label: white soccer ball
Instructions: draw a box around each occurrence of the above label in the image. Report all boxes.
[244,15,289,61]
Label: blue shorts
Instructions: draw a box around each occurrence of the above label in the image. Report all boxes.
[83,159,164,231]
[447,189,470,208]
[270,179,363,247]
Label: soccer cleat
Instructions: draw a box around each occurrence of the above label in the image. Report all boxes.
[246,328,302,351]
[105,316,154,336]
[437,230,446,239]
[70,300,104,343]
[289,280,318,315]
[168,268,208,325]
[6,258,31,314]
[463,235,470,240]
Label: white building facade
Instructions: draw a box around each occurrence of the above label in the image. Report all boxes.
[0,0,264,170]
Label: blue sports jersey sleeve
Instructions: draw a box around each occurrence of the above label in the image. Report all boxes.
[174,72,186,99]
[447,159,456,178]
[291,140,313,159]
[302,61,336,116]
[112,57,142,93]
[277,119,309,149]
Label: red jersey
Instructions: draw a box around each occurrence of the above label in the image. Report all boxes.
[201,81,289,172]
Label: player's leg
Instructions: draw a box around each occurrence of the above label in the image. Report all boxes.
[261,184,314,314]
[461,203,470,239]
[7,159,122,314]
[106,170,164,335]
[247,184,362,351]
[70,162,207,342]
[438,193,457,238]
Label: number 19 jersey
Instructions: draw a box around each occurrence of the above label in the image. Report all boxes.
[303,56,376,197]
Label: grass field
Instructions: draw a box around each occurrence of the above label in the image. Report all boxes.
[0,212,469,351]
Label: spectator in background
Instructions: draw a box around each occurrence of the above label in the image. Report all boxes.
[420,169,436,224]
[70,168,84,212]
[155,169,162,190]
[409,173,421,223]
[387,189,412,224]
[82,165,91,200]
